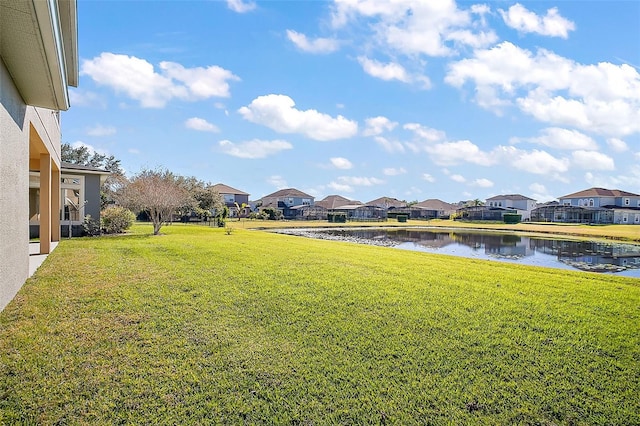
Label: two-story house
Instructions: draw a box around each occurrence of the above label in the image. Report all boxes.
[558,188,640,224]
[259,188,314,219]
[1,0,78,311]
[486,194,537,221]
[211,183,250,217]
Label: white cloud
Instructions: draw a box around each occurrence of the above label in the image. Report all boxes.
[421,173,436,183]
[128,148,140,155]
[330,157,353,170]
[363,116,398,136]
[82,53,239,108]
[218,139,292,159]
[374,136,405,153]
[286,30,339,54]
[529,183,556,202]
[584,169,640,192]
[383,167,407,176]
[185,117,219,133]
[450,174,466,183]
[445,42,640,137]
[327,181,354,193]
[238,94,358,141]
[87,124,116,136]
[332,1,497,56]
[70,141,107,156]
[336,176,384,186]
[227,0,256,13]
[606,138,629,153]
[357,57,431,88]
[499,146,570,176]
[425,140,495,166]
[404,123,446,142]
[571,150,615,171]
[328,175,385,194]
[471,178,494,188]
[267,175,288,189]
[514,127,598,150]
[500,4,575,38]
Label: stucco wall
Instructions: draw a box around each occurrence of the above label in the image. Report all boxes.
[0,59,29,311]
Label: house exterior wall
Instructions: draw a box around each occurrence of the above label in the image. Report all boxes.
[0,59,30,312]
[617,196,640,208]
[262,195,313,208]
[560,196,611,208]
[0,0,76,312]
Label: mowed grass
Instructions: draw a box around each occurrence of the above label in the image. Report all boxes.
[1,224,639,424]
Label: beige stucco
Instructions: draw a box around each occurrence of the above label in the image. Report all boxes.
[0,0,77,312]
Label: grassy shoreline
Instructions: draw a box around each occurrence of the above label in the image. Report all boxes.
[227,218,640,243]
[1,224,638,424]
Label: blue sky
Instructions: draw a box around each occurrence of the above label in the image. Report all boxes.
[63,0,640,203]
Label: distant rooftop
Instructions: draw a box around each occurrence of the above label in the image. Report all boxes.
[560,187,640,199]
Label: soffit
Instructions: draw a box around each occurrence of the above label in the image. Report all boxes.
[0,0,72,110]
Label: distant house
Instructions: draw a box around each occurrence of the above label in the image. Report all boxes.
[259,188,314,219]
[486,194,537,221]
[413,199,457,219]
[532,188,640,224]
[211,183,250,217]
[366,197,407,209]
[315,195,359,209]
[456,205,510,221]
[332,204,387,221]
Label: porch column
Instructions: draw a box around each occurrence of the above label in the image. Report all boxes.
[51,167,60,242]
[39,154,51,254]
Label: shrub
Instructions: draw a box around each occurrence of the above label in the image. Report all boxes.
[328,213,347,223]
[503,213,522,224]
[83,215,101,236]
[101,206,135,234]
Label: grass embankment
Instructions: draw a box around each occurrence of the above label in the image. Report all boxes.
[1,224,639,424]
[229,218,640,243]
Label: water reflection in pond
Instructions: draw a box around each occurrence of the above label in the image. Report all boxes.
[316,228,640,277]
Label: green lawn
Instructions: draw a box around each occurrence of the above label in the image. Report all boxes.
[1,224,639,424]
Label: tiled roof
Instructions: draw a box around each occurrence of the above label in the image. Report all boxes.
[560,187,640,198]
[486,194,535,201]
[414,199,457,210]
[211,183,249,196]
[366,196,406,208]
[315,195,355,209]
[262,188,314,199]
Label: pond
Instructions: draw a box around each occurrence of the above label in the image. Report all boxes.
[280,228,640,278]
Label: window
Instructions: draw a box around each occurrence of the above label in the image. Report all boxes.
[635,214,640,224]
[589,199,595,207]
[61,174,84,223]
[578,199,583,206]
[223,194,235,203]
[622,214,628,223]
[624,198,630,206]
[302,198,311,206]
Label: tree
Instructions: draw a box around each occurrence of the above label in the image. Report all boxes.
[120,168,194,235]
[61,143,126,209]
